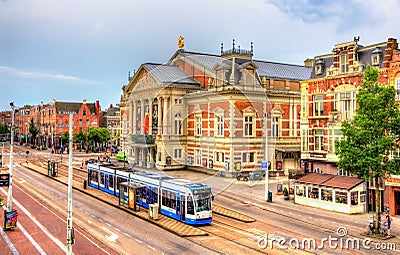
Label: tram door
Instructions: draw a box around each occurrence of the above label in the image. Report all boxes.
[105,175,109,190]
[181,195,185,221]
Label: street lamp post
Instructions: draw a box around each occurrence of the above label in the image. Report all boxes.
[264,112,270,202]
[6,102,17,212]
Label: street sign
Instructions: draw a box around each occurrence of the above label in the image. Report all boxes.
[262,161,268,170]
[0,173,10,187]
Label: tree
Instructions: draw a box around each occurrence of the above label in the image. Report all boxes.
[74,130,87,150]
[61,131,69,147]
[0,123,9,135]
[28,117,39,145]
[86,127,111,150]
[336,65,400,234]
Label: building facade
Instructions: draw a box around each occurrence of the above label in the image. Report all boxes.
[11,99,102,150]
[102,104,121,146]
[300,37,399,213]
[121,39,311,175]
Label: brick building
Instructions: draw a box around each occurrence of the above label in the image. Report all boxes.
[300,37,399,213]
[120,39,311,175]
[384,42,400,216]
[11,98,101,150]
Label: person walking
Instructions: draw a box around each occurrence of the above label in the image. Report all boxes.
[384,210,392,236]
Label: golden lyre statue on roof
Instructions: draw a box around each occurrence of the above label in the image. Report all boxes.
[178,35,184,49]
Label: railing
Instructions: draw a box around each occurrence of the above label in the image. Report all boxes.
[221,48,253,56]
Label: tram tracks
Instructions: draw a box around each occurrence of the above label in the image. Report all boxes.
[6,146,383,254]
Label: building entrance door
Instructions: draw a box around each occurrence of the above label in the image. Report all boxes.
[395,191,400,215]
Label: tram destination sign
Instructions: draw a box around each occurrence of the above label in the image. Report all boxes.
[193,188,211,195]
[0,173,10,187]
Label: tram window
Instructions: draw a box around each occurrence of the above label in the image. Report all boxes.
[187,195,195,215]
[167,191,171,207]
[170,193,176,209]
[162,190,167,206]
[153,188,158,203]
[117,177,127,187]
[100,172,105,185]
[141,185,146,200]
[109,175,114,189]
[92,171,98,182]
[195,194,211,212]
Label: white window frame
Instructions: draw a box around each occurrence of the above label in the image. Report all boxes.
[195,149,202,165]
[396,78,400,100]
[174,113,182,135]
[244,115,254,137]
[242,152,255,163]
[216,115,224,137]
[328,128,344,153]
[314,129,324,151]
[196,116,202,136]
[340,51,349,73]
[174,148,182,158]
[271,116,279,137]
[313,95,324,116]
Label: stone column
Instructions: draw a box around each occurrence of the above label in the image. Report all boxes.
[157,97,162,136]
[163,97,168,135]
[128,101,136,134]
[132,101,137,135]
[149,100,153,135]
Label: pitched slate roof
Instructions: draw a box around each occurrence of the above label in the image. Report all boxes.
[297,173,364,190]
[176,51,312,81]
[179,52,223,70]
[143,63,200,85]
[55,102,96,114]
[310,43,388,79]
[254,60,312,81]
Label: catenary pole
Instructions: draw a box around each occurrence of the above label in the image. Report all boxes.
[66,114,74,254]
[264,112,269,202]
[6,102,15,212]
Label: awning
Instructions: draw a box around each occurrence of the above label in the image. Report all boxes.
[296,173,364,190]
[276,147,300,152]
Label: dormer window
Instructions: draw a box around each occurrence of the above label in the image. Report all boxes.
[340,52,348,73]
[315,59,324,75]
[371,48,382,66]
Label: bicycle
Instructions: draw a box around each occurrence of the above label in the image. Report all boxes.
[366,216,388,236]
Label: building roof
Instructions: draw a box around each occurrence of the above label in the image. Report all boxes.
[297,173,364,190]
[296,173,334,185]
[143,63,200,85]
[254,60,312,81]
[104,106,119,117]
[176,51,312,81]
[310,41,388,79]
[55,102,96,114]
[322,175,364,190]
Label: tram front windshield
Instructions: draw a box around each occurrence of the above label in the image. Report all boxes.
[194,190,212,212]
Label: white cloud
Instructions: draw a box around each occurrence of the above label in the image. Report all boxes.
[0,65,81,82]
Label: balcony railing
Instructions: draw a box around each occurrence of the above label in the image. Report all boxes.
[131,134,155,144]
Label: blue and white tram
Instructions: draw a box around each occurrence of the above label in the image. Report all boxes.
[87,162,212,225]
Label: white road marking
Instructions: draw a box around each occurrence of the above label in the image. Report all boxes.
[148,245,156,251]
[0,226,19,254]
[102,227,119,242]
[19,223,47,255]
[135,238,143,244]
[0,188,68,253]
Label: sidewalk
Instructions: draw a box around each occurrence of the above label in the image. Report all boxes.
[215,175,400,237]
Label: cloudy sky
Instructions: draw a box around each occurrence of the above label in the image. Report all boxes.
[0,0,399,110]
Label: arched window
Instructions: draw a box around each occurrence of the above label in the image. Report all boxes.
[174,113,182,135]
